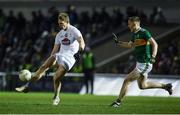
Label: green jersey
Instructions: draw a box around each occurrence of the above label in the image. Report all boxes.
[131,28,152,63]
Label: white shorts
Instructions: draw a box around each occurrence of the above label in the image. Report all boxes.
[54,54,76,71]
[135,62,153,77]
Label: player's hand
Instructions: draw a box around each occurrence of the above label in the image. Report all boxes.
[113,37,119,44]
[112,33,119,44]
[150,56,156,64]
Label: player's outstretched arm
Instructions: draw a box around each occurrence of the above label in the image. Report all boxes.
[117,41,134,49]
[112,33,133,49]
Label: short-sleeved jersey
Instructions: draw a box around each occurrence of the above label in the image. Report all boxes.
[131,28,152,63]
[55,24,82,57]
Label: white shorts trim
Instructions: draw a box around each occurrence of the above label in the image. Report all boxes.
[54,54,75,71]
[135,62,152,76]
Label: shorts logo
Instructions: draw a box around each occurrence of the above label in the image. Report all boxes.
[62,38,70,45]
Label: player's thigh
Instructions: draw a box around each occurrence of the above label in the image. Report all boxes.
[136,62,152,86]
[54,64,67,80]
[55,54,75,71]
[42,56,56,67]
[125,69,140,82]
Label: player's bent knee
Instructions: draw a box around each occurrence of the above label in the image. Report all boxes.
[138,83,146,89]
[53,75,60,82]
[53,75,61,84]
[54,71,64,81]
[139,85,144,89]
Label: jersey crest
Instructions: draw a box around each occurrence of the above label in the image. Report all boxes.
[62,38,70,45]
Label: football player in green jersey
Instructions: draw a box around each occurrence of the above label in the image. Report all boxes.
[111,16,173,108]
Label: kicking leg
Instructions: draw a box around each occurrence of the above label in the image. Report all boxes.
[15,56,56,93]
[53,64,67,105]
[31,56,56,82]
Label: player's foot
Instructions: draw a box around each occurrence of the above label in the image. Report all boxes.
[164,83,173,95]
[15,85,29,93]
[52,97,60,106]
[110,99,121,108]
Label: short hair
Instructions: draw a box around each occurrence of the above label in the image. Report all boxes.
[58,12,70,23]
[128,16,140,23]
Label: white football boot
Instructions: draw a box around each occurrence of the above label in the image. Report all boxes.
[15,84,29,93]
[52,97,60,105]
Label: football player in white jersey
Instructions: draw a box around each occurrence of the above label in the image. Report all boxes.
[15,13,85,105]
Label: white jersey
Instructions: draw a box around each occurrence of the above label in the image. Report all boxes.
[55,24,82,57]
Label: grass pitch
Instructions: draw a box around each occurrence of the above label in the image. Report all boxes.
[0,92,180,114]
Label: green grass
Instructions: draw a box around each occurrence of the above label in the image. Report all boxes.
[0,92,180,114]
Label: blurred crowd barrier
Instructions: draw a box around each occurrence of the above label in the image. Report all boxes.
[0,72,180,97]
[80,74,180,97]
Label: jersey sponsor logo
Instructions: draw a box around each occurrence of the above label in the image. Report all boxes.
[62,38,70,45]
[134,39,149,46]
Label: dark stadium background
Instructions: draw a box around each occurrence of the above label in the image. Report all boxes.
[0,0,180,95]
